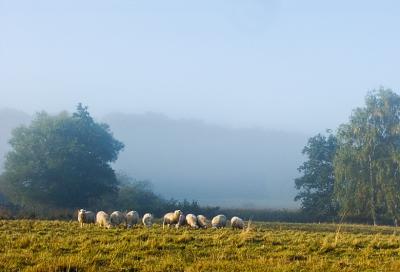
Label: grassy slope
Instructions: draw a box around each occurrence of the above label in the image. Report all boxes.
[1,220,400,271]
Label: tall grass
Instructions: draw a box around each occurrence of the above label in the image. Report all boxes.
[1,220,400,271]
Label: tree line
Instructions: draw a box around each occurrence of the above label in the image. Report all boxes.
[2,89,400,225]
[0,104,217,219]
[295,88,400,225]
[0,103,297,222]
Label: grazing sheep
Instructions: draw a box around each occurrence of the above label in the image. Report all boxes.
[230,216,245,230]
[185,214,199,229]
[211,214,227,228]
[126,211,140,228]
[175,214,186,228]
[110,211,127,227]
[163,210,183,229]
[77,209,95,227]
[142,213,154,227]
[96,211,112,229]
[196,215,208,229]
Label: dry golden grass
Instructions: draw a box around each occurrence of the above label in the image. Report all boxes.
[1,220,400,271]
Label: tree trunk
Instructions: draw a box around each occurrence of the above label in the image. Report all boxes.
[369,154,377,226]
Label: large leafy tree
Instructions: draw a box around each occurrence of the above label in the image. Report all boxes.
[334,89,400,225]
[0,104,124,208]
[294,131,338,220]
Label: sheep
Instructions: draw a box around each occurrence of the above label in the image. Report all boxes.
[142,213,154,227]
[163,210,183,229]
[126,211,140,228]
[175,214,186,228]
[185,214,199,229]
[196,215,209,229]
[110,211,127,227]
[77,209,95,227]
[230,216,245,230]
[211,214,227,228]
[96,211,112,229]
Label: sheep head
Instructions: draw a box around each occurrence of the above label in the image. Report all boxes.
[174,210,182,216]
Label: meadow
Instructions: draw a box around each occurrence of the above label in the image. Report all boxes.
[1,220,400,271]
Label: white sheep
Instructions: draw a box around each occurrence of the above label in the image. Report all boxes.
[230,216,245,230]
[110,211,127,227]
[185,214,199,229]
[96,211,112,229]
[163,210,182,229]
[175,214,186,228]
[77,209,95,227]
[142,213,154,227]
[126,211,140,228]
[196,215,209,229]
[211,214,227,228]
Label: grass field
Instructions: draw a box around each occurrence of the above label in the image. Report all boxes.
[1,220,400,271]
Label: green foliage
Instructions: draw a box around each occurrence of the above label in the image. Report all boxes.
[334,89,400,225]
[1,220,400,271]
[294,131,338,220]
[295,88,400,225]
[0,104,124,209]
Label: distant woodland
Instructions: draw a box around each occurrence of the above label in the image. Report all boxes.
[0,106,306,210]
[2,89,400,225]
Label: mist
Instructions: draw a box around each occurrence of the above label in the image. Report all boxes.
[105,112,307,208]
[0,109,306,208]
[1,1,400,208]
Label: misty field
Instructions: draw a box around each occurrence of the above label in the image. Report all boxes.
[1,220,400,272]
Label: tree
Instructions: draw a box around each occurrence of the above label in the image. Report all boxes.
[334,89,400,225]
[0,104,124,208]
[294,131,338,220]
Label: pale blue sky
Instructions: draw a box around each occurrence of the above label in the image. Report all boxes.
[1,0,399,134]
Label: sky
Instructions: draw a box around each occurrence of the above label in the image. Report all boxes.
[1,0,400,134]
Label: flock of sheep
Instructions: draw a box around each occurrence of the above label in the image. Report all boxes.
[78,209,246,230]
